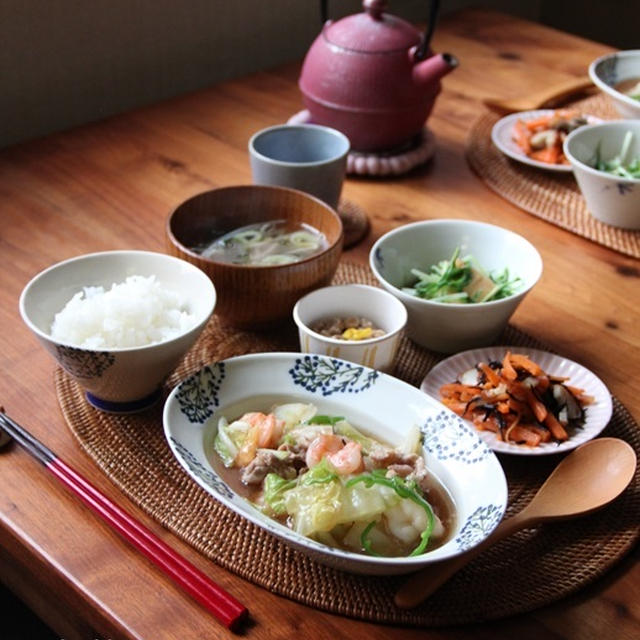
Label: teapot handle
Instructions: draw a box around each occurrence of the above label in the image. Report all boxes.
[414,0,441,61]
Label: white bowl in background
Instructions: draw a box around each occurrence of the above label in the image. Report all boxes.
[589,50,640,120]
[292,284,407,372]
[20,250,216,413]
[163,352,508,575]
[369,220,543,354]
[564,120,640,230]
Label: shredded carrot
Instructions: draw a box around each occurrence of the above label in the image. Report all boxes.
[440,352,591,448]
[496,401,510,414]
[525,386,548,423]
[530,145,561,164]
[479,362,501,387]
[440,383,482,397]
[526,424,553,443]
[501,351,518,381]
[524,115,554,130]
[509,354,544,376]
[564,385,591,400]
[544,412,569,442]
[512,119,532,154]
[511,109,585,166]
[506,425,542,447]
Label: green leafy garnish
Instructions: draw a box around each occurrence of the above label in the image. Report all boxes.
[307,415,345,425]
[592,131,640,179]
[300,459,339,486]
[403,247,522,304]
[360,521,381,556]
[347,470,434,557]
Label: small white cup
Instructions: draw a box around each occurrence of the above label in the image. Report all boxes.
[248,124,350,209]
[292,284,407,373]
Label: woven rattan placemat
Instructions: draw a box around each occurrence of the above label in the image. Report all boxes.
[55,263,640,627]
[466,94,640,259]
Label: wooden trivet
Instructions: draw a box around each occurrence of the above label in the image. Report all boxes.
[338,199,369,248]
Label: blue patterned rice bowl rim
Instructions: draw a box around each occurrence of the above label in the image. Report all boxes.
[163,352,508,572]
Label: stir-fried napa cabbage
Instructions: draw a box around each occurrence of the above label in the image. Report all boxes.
[211,402,445,557]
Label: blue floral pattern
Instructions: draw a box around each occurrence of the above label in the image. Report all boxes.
[617,183,633,195]
[56,345,115,378]
[169,437,234,500]
[289,355,379,396]
[374,246,384,271]
[596,55,618,86]
[176,363,226,423]
[455,504,503,551]
[421,410,491,464]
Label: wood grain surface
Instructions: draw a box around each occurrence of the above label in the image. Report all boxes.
[0,8,638,640]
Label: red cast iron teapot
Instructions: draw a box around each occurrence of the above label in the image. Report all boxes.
[299,0,458,152]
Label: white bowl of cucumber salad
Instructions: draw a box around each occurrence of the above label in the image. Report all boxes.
[369,219,543,354]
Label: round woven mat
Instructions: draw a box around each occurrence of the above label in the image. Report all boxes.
[467,94,640,259]
[55,262,640,627]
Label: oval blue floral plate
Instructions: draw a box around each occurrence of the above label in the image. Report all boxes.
[163,352,507,575]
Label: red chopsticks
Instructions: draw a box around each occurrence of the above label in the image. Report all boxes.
[0,410,248,631]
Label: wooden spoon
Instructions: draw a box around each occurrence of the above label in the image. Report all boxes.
[394,437,636,609]
[483,76,595,114]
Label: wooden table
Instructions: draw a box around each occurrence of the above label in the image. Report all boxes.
[1,8,638,639]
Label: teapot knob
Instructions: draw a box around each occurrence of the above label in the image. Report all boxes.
[363,0,387,20]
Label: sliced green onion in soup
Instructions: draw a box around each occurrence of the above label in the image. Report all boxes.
[259,254,298,265]
[288,231,321,249]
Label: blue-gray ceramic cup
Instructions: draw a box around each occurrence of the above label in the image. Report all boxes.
[248,124,350,210]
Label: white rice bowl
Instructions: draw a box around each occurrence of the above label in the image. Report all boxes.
[20,251,216,412]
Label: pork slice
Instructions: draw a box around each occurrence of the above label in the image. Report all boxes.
[368,445,419,469]
[241,449,299,485]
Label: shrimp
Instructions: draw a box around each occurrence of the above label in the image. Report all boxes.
[234,412,284,466]
[240,412,284,449]
[306,434,364,475]
[326,441,364,475]
[305,434,343,469]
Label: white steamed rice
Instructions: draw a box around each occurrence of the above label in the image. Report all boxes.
[51,275,197,349]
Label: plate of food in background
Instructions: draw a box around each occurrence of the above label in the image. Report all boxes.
[491,109,602,172]
[421,346,613,455]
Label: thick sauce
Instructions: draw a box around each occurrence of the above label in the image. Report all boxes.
[205,400,457,557]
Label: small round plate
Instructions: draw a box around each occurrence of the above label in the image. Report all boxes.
[420,346,613,456]
[491,110,600,172]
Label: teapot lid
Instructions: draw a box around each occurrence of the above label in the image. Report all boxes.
[324,0,420,53]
